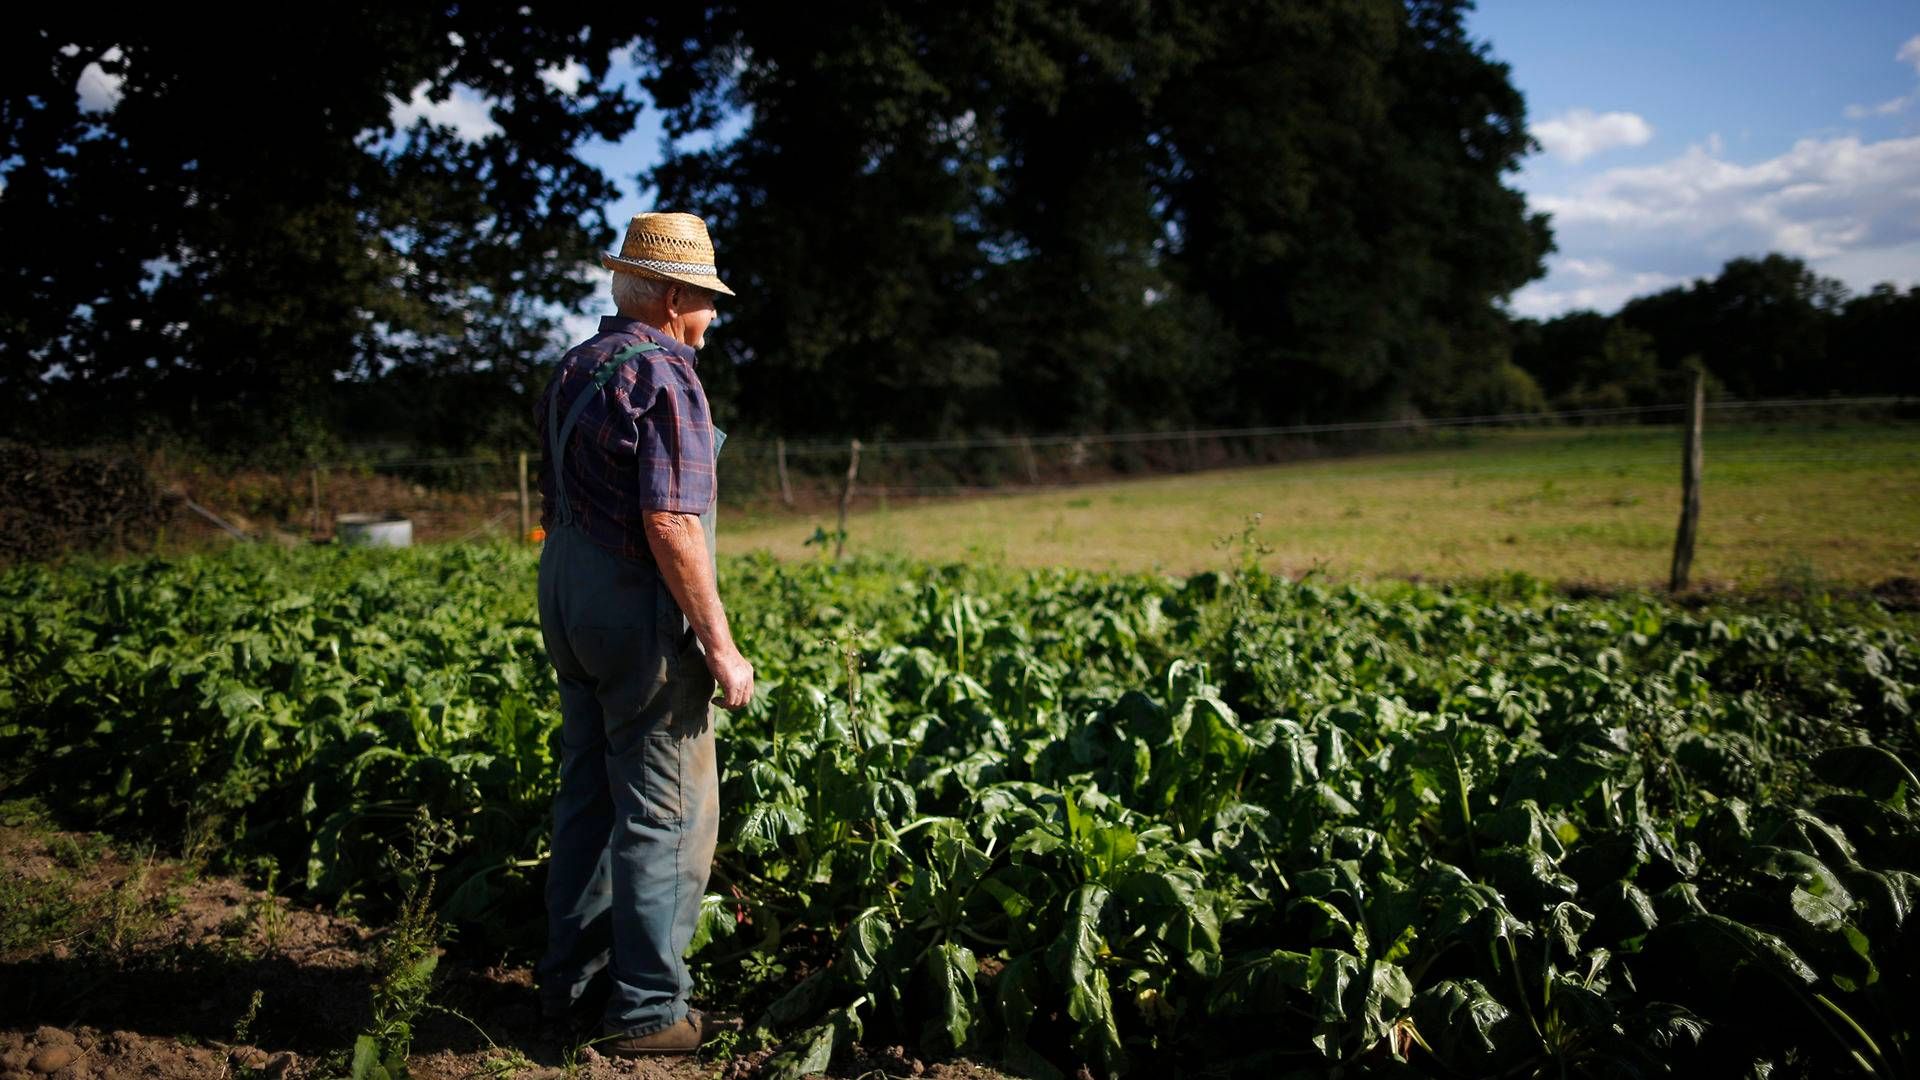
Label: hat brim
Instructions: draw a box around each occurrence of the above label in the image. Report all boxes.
[601,253,737,297]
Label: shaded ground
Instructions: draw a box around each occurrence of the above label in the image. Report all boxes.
[0,816,1017,1080]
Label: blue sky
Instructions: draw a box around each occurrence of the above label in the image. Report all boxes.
[383,5,1920,322]
[1465,1,1920,316]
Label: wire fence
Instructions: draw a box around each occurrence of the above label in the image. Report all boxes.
[13,394,1903,560]
[300,394,1916,501]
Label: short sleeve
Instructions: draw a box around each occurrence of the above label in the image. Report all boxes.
[631,367,716,514]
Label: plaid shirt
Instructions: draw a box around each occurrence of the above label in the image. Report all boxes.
[536,316,717,558]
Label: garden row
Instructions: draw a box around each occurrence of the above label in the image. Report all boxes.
[1,541,1916,1076]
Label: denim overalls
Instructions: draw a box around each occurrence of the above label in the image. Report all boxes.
[533,340,724,1038]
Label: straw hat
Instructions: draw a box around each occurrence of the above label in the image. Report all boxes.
[601,212,736,296]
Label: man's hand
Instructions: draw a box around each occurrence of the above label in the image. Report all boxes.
[642,508,754,712]
[707,645,755,711]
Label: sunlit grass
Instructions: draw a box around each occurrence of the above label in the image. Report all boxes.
[720,422,1920,588]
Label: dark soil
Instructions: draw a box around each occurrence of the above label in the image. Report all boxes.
[1870,575,1920,612]
[0,443,168,566]
[0,819,1019,1080]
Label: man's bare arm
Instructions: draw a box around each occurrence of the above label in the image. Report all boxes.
[642,509,754,709]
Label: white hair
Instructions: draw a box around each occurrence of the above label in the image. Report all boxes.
[612,272,673,315]
[612,272,716,318]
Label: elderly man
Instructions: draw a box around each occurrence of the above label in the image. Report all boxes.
[533,211,754,1055]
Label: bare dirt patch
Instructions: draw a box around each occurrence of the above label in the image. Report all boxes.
[0,820,1018,1079]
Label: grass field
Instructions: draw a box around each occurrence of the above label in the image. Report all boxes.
[722,421,1920,588]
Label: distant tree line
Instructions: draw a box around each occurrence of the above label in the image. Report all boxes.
[3,6,1908,465]
[1510,253,1920,412]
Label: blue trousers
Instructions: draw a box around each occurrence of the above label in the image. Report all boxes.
[534,524,720,1036]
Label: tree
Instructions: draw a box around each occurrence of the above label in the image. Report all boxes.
[1829,283,1920,395]
[1510,312,1673,411]
[643,3,1023,437]
[1619,254,1846,401]
[646,0,1548,437]
[1702,254,1845,398]
[7,3,1555,452]
[1510,310,1610,404]
[1,11,640,454]
[1157,0,1550,423]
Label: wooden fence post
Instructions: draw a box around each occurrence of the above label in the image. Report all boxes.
[777,437,795,507]
[517,452,530,541]
[309,467,322,538]
[1668,371,1704,592]
[1019,435,1040,485]
[836,438,861,561]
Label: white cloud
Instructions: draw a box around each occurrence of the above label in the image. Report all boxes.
[1509,262,1680,319]
[1845,35,1920,118]
[1816,239,1920,292]
[389,82,501,142]
[1557,257,1615,281]
[557,260,613,345]
[1532,108,1653,164]
[76,46,124,114]
[559,310,602,348]
[1513,131,1920,315]
[539,61,587,96]
[1536,133,1920,261]
[1844,96,1911,119]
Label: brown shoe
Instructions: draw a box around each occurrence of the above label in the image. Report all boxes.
[600,1011,705,1057]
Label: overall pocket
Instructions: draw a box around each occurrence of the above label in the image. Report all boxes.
[668,628,717,733]
[571,624,670,730]
[636,731,686,826]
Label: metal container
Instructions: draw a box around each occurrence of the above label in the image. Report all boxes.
[335,513,413,548]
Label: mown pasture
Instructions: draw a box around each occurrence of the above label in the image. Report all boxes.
[724,422,1920,588]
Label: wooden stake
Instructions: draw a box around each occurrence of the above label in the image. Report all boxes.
[777,437,794,507]
[517,452,530,541]
[309,467,321,538]
[836,438,861,561]
[1669,370,1704,592]
[1019,435,1040,485]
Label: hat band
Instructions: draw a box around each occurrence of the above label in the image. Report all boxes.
[611,254,718,277]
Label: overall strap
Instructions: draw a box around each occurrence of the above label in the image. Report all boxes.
[549,339,665,526]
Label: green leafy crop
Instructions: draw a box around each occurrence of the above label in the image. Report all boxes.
[2,544,1916,1077]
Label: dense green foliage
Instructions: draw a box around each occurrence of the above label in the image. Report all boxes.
[4,2,1547,451]
[7,10,1910,460]
[2,10,642,453]
[651,0,1551,434]
[3,544,1918,1076]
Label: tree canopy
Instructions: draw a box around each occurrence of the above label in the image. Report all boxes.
[651,0,1551,436]
[3,10,639,453]
[8,3,1555,454]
